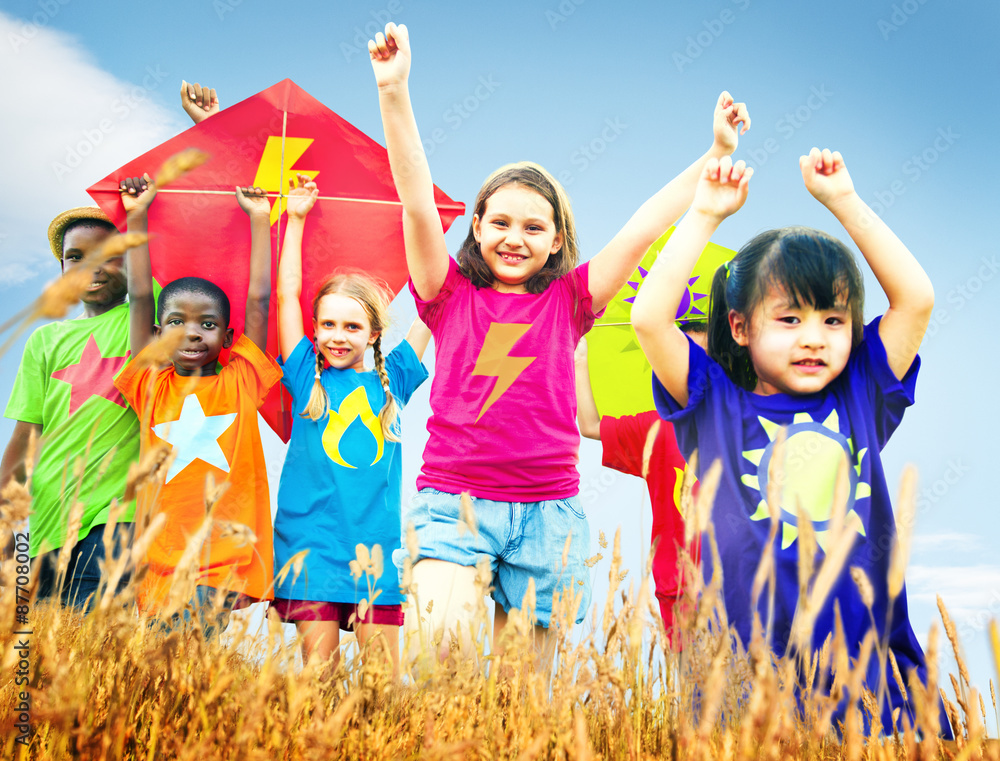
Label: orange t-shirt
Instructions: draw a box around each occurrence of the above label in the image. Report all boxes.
[115,335,281,610]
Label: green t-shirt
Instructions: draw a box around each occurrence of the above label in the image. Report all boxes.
[5,303,139,557]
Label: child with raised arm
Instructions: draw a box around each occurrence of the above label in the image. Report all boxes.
[631,150,946,733]
[113,174,281,630]
[271,176,429,676]
[574,326,706,648]
[2,207,136,610]
[370,22,749,660]
[0,84,222,608]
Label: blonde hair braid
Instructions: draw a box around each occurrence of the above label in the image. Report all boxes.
[303,347,330,421]
[371,334,400,443]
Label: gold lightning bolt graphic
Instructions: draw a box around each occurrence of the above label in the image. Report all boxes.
[471,323,536,423]
[252,136,319,226]
[321,386,384,468]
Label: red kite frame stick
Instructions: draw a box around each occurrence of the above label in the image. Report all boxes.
[152,189,464,210]
[276,107,288,420]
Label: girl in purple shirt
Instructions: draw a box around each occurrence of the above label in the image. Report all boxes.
[632,149,946,735]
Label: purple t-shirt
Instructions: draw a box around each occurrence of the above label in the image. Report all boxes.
[653,317,933,730]
[411,258,598,501]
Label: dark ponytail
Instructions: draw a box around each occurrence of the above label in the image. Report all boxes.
[707,262,755,391]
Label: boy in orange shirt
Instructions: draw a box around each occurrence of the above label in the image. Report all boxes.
[113,174,280,632]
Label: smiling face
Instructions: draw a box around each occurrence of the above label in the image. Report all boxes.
[730,285,853,396]
[62,224,126,316]
[313,292,378,373]
[156,291,233,376]
[472,183,563,294]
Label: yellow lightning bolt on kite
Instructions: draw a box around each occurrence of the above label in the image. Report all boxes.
[471,323,536,423]
[252,136,319,226]
[321,386,384,468]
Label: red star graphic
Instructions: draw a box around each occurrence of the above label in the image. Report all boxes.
[51,335,130,416]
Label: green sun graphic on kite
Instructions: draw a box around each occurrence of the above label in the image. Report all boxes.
[739,410,871,550]
[588,226,734,418]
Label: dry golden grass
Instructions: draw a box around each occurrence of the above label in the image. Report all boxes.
[1,384,998,759]
[2,472,1000,760]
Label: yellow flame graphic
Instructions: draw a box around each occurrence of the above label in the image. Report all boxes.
[321,386,383,469]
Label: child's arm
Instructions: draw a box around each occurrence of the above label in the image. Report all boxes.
[236,185,273,353]
[120,174,158,356]
[0,421,41,495]
[800,148,934,379]
[370,23,451,302]
[276,174,319,360]
[180,81,220,124]
[574,338,601,440]
[588,92,749,313]
[404,318,432,362]
[632,157,752,406]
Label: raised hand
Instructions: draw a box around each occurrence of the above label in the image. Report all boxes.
[691,156,752,221]
[712,91,750,155]
[800,147,856,208]
[236,185,270,219]
[286,174,319,220]
[181,81,220,124]
[120,174,157,215]
[369,22,411,89]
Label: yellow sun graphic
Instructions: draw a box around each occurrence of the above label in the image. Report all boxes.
[671,465,687,516]
[739,410,871,550]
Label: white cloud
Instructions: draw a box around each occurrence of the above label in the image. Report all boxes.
[0,11,185,288]
[907,564,1000,642]
[911,532,984,554]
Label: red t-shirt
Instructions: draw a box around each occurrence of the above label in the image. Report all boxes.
[600,411,700,645]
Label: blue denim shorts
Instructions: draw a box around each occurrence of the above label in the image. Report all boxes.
[394,488,592,626]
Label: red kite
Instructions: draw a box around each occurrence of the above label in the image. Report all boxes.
[88,79,465,441]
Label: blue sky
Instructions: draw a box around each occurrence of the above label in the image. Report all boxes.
[1,0,998,700]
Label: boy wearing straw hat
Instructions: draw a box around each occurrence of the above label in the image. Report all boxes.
[0,80,220,610]
[1,207,138,611]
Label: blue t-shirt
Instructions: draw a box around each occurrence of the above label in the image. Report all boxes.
[653,318,939,732]
[274,337,428,605]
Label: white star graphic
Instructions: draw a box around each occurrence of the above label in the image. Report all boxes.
[153,394,238,483]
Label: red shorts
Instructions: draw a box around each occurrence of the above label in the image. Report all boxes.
[270,598,404,628]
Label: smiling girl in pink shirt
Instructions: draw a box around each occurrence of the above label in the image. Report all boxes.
[370,21,749,662]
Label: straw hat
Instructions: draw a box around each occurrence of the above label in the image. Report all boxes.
[46,205,114,261]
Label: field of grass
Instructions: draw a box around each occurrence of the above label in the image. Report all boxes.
[2,487,1000,759]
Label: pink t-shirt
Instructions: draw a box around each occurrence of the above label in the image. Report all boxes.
[412,258,599,501]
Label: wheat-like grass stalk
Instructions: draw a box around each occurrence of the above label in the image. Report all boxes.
[154,148,209,188]
[940,594,973,696]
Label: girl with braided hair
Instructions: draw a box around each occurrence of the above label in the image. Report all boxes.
[273,174,430,675]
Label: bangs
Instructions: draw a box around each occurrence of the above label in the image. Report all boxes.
[758,229,863,314]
